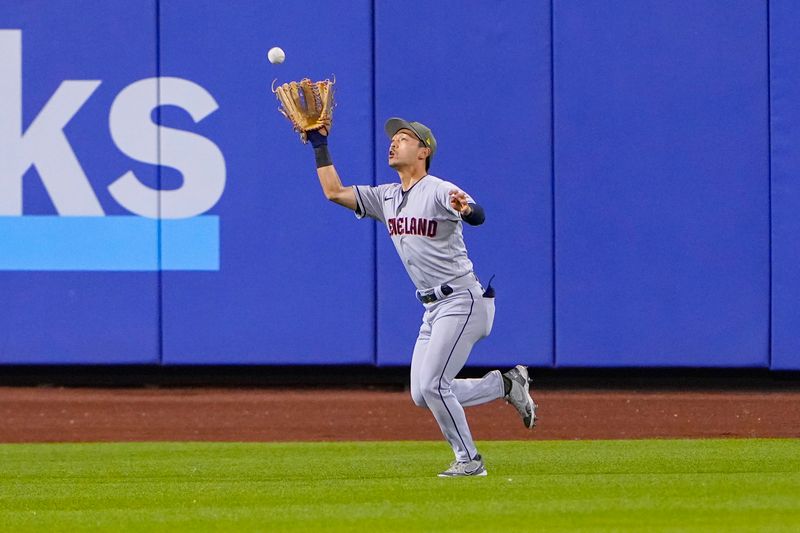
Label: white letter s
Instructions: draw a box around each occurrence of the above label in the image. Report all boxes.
[108,77,226,219]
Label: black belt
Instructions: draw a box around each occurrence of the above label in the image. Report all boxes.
[417,284,454,304]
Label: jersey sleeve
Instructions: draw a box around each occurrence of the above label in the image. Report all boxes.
[436,181,475,220]
[352,184,390,223]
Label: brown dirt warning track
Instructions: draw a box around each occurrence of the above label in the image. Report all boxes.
[1,386,798,443]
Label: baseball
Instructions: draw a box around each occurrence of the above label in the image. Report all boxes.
[267,46,285,64]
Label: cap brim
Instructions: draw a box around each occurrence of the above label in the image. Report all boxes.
[384,118,421,141]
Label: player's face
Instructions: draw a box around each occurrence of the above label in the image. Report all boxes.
[388,129,428,169]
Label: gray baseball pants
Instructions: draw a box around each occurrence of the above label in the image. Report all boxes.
[409,284,503,462]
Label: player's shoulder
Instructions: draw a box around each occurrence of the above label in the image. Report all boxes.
[423,174,445,185]
[375,182,401,196]
[421,174,450,190]
[424,174,460,194]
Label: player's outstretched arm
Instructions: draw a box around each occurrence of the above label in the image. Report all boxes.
[317,165,356,210]
[308,131,356,211]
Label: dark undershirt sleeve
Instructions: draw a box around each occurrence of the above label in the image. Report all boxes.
[461,203,485,226]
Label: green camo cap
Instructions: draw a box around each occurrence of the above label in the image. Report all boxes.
[384,117,437,163]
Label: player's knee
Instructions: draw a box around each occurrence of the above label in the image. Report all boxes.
[412,375,438,407]
[410,387,427,408]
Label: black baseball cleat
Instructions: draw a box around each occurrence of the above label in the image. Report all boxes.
[503,365,538,429]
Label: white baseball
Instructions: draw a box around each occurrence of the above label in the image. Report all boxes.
[267,47,285,64]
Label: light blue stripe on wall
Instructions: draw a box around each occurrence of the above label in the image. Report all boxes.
[0,216,218,271]
[162,216,219,271]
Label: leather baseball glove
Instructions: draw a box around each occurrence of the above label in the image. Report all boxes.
[272,77,335,143]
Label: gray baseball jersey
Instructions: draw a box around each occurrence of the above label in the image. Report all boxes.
[353,174,475,290]
[353,174,503,464]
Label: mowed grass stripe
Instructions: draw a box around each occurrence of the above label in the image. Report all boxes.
[0,439,798,532]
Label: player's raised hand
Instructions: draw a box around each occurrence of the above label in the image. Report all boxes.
[449,189,472,215]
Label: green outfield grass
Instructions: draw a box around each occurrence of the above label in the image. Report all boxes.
[1,439,798,532]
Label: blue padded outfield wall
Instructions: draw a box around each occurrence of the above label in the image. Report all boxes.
[552,1,770,367]
[0,2,161,363]
[769,0,800,371]
[0,0,797,369]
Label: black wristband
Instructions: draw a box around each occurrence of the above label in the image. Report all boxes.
[314,145,333,168]
[307,130,328,148]
[461,203,485,225]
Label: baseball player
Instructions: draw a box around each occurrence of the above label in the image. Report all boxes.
[306,119,537,477]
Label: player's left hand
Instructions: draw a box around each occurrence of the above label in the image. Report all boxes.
[449,190,472,216]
